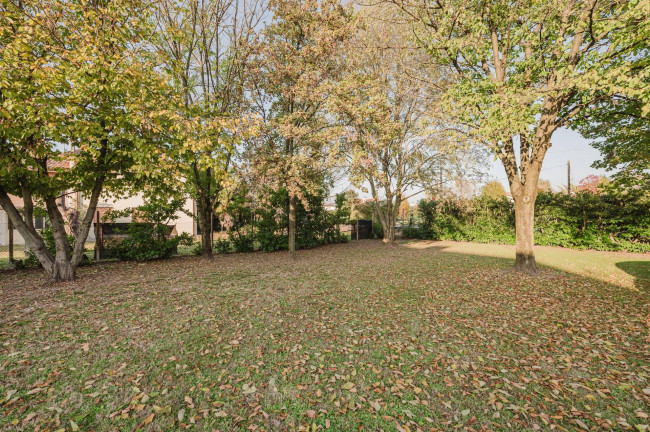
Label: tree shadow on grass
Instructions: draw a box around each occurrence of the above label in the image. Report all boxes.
[616,261,650,290]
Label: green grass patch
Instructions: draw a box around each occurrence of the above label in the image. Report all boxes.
[1,240,648,431]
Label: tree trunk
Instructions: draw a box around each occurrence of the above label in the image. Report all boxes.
[196,195,213,258]
[71,175,104,268]
[382,196,401,244]
[46,195,75,281]
[371,197,390,244]
[7,218,14,269]
[513,195,537,275]
[51,255,75,282]
[0,187,56,270]
[382,210,395,244]
[288,194,296,259]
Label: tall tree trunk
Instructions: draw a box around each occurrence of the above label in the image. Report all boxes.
[383,208,395,244]
[370,194,389,244]
[288,194,296,259]
[196,194,213,258]
[382,196,401,244]
[502,130,549,276]
[45,195,75,282]
[512,194,537,275]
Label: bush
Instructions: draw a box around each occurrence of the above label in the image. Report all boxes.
[223,186,347,253]
[192,238,232,255]
[17,227,90,269]
[372,222,384,239]
[104,197,194,261]
[214,239,231,254]
[110,224,193,261]
[229,229,255,253]
[405,189,650,253]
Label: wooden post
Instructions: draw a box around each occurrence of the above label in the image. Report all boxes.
[8,217,14,269]
[567,160,571,196]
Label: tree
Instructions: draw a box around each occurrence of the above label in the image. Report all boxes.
[481,181,506,199]
[0,0,156,281]
[151,0,264,258]
[575,174,605,194]
[392,0,648,273]
[247,0,355,258]
[399,199,411,222]
[331,6,474,243]
[573,93,649,188]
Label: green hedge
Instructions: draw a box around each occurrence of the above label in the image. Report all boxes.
[223,187,348,253]
[405,190,650,253]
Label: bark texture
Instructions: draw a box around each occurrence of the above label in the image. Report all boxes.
[196,194,213,258]
[288,194,297,259]
[513,195,537,274]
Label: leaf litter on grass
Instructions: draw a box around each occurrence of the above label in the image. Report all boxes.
[0,241,649,431]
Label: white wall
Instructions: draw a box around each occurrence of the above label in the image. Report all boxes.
[0,195,196,247]
[101,193,196,236]
[0,210,26,246]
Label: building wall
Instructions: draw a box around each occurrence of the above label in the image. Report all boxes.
[0,194,196,247]
[0,210,26,246]
[101,193,196,236]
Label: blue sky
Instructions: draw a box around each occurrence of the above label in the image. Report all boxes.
[486,128,609,192]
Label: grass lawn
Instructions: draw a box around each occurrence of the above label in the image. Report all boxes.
[0,240,648,431]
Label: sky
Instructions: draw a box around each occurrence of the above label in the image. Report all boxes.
[485,128,609,192]
[331,127,611,201]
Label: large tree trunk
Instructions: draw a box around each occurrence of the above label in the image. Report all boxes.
[512,193,537,275]
[501,130,549,275]
[46,195,75,282]
[381,196,401,244]
[51,254,75,282]
[370,194,391,244]
[288,194,296,259]
[196,194,213,258]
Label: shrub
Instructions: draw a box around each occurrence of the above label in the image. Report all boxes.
[17,227,90,269]
[229,230,255,253]
[110,224,193,261]
[372,222,383,239]
[214,239,231,254]
[405,189,650,253]
[222,186,347,253]
[104,197,194,261]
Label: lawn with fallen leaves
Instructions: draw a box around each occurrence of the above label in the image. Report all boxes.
[1,240,649,431]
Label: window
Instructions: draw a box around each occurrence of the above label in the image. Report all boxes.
[34,216,46,230]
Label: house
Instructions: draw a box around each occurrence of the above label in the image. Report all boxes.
[1,192,199,247]
[0,154,198,247]
[0,156,88,246]
[99,193,196,236]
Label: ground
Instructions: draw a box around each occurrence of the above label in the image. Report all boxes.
[0,240,648,431]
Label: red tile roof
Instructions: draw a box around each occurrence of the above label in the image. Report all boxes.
[47,159,72,170]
